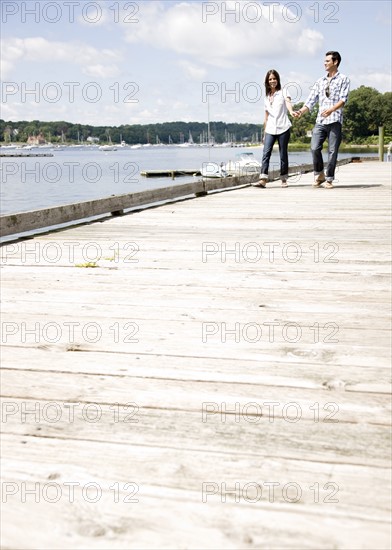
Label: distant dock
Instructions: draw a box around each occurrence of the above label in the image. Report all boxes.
[0,153,54,157]
[140,168,201,177]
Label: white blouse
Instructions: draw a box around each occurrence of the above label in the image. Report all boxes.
[264,89,291,135]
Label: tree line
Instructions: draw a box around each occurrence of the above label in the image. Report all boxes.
[1,86,390,145]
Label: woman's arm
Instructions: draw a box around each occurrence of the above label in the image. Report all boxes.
[285,96,294,116]
[262,111,269,141]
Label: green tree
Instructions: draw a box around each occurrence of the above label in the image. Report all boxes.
[343,86,382,141]
[289,102,317,142]
[378,91,392,136]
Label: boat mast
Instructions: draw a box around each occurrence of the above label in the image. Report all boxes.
[207,95,211,160]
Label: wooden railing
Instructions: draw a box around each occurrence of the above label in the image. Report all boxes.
[0,159,354,238]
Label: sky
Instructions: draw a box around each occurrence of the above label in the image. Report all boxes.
[1,0,391,126]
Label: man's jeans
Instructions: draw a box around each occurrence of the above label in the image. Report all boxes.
[311,122,342,180]
[261,128,291,178]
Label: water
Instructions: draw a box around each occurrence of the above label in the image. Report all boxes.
[0,145,379,215]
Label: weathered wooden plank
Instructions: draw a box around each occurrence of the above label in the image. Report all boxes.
[1,401,391,467]
[1,369,390,425]
[0,182,199,237]
[1,476,390,550]
[1,347,391,393]
[1,433,391,514]
[1,265,390,292]
[0,314,390,359]
[0,175,265,238]
[1,300,390,333]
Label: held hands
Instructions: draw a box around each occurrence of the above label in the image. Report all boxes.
[292,106,333,119]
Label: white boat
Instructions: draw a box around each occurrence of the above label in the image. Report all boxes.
[37,142,53,149]
[99,134,117,151]
[201,162,228,178]
[223,152,261,176]
[200,152,261,179]
[99,144,117,151]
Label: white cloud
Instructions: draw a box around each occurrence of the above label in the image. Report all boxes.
[76,3,110,27]
[84,64,120,78]
[178,60,207,80]
[297,29,324,55]
[122,1,324,67]
[351,72,392,93]
[0,37,122,78]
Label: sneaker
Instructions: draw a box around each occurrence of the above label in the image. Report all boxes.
[324,181,334,189]
[281,179,288,187]
[313,172,326,187]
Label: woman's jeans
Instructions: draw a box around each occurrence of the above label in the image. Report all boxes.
[311,122,342,180]
[261,128,290,178]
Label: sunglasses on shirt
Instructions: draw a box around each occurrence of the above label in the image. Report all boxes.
[325,83,330,98]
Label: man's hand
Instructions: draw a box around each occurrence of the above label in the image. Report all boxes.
[321,108,334,118]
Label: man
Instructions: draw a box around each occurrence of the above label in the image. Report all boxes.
[294,51,350,188]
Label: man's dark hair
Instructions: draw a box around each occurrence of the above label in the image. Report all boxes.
[326,51,341,67]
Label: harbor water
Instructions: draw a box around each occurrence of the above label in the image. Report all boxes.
[0,145,379,215]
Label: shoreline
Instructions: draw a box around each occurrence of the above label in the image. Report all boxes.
[289,143,381,149]
[0,142,386,150]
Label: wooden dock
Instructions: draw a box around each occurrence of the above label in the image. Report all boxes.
[0,153,54,157]
[140,168,201,177]
[0,161,391,549]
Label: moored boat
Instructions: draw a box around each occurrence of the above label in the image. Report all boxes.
[223,152,261,176]
[200,162,227,178]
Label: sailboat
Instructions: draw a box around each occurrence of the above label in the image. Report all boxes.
[178,131,195,148]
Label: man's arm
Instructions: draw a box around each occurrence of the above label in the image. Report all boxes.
[321,99,345,119]
[294,105,309,118]
[321,75,350,118]
[293,80,320,118]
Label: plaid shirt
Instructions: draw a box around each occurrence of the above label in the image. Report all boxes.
[305,72,350,124]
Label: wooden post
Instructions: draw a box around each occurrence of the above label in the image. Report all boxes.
[378,126,384,162]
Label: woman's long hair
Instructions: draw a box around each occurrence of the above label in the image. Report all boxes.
[264,70,282,96]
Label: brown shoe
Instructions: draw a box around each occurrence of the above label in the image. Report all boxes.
[313,172,326,187]
[324,181,334,189]
[257,177,268,188]
[281,179,288,187]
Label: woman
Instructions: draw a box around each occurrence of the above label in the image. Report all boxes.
[258,70,294,188]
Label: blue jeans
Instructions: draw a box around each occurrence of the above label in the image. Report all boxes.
[261,128,290,178]
[311,122,342,180]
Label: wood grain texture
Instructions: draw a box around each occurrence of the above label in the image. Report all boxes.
[0,161,391,549]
